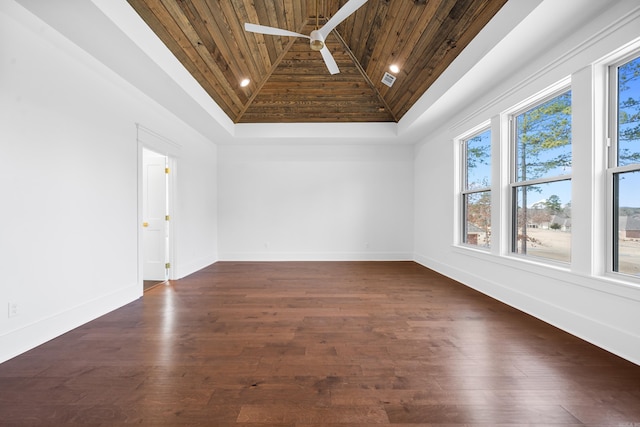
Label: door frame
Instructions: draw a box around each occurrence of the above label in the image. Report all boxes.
[142,147,169,282]
[136,124,180,290]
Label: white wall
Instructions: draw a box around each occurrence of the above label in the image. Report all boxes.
[0,1,217,363]
[414,2,640,364]
[218,144,414,260]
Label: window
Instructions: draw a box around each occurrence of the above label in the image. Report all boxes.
[511,90,572,262]
[610,54,640,277]
[461,128,491,248]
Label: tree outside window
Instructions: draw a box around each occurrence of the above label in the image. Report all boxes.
[462,129,491,248]
[612,55,640,277]
[512,90,572,262]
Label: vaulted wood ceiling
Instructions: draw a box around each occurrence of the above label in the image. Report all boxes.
[126,0,508,124]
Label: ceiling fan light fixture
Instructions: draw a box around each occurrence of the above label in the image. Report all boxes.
[309,30,324,52]
[243,0,369,75]
[310,40,324,51]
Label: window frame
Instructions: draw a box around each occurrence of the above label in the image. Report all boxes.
[607,52,640,279]
[508,85,573,263]
[459,125,492,249]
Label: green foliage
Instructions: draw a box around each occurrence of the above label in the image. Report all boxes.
[514,92,572,255]
[544,194,562,215]
[619,207,640,216]
[516,91,572,181]
[618,57,640,165]
[466,135,490,170]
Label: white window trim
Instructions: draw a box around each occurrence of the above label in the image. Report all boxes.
[452,40,640,288]
[455,121,492,249]
[605,51,640,282]
[506,81,573,263]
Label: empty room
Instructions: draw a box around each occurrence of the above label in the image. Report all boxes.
[1,0,640,425]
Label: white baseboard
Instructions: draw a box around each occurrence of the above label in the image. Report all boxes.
[0,284,141,364]
[414,253,640,366]
[218,251,413,262]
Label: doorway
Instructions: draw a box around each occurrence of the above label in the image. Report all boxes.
[142,148,170,291]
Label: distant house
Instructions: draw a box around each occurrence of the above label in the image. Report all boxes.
[619,215,640,239]
[466,222,488,246]
[550,214,571,232]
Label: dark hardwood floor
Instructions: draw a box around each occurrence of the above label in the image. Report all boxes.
[143,280,165,292]
[1,261,639,426]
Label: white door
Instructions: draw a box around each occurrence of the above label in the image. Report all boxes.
[143,149,168,281]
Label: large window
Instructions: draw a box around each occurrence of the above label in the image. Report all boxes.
[610,54,640,277]
[511,90,572,262]
[453,43,640,286]
[461,128,491,248]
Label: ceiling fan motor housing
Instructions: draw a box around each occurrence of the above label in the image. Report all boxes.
[309,30,324,51]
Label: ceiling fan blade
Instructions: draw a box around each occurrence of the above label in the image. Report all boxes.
[244,23,310,39]
[320,46,340,75]
[319,0,368,39]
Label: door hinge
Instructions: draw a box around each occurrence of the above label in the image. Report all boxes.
[165,263,171,269]
[165,167,170,174]
[165,215,170,221]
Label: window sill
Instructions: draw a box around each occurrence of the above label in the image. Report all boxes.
[451,244,640,302]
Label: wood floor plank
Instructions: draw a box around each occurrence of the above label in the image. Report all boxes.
[384,403,581,424]
[0,261,639,425]
[237,404,390,424]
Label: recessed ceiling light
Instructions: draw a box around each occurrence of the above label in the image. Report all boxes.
[240,78,250,87]
[389,64,400,74]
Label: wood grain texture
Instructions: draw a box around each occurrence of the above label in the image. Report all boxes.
[1,261,639,425]
[125,0,508,124]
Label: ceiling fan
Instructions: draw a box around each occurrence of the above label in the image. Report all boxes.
[244,0,368,75]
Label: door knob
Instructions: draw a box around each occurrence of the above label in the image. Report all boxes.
[143,222,149,227]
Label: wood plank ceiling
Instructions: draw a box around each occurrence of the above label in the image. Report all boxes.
[126,0,508,124]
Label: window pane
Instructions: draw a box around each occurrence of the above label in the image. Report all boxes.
[464,191,491,248]
[513,180,571,262]
[614,170,640,276]
[515,91,572,181]
[465,129,491,190]
[617,56,640,167]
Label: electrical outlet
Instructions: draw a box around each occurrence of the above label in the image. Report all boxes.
[8,302,18,318]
